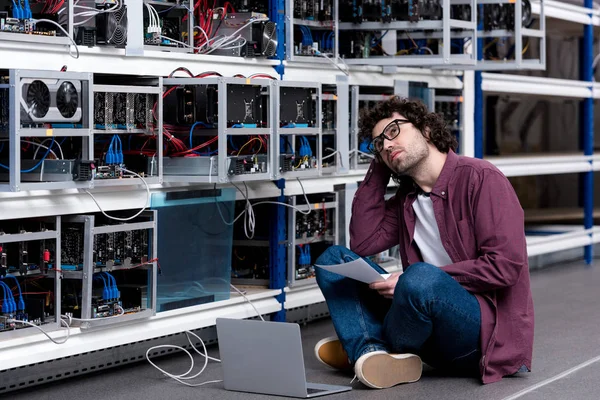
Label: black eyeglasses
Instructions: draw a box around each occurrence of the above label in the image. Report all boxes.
[367,119,411,154]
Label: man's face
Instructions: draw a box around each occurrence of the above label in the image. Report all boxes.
[371,112,429,176]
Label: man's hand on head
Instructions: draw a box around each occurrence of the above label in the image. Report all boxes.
[369,272,402,299]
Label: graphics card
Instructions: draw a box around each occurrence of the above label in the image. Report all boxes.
[20,78,82,124]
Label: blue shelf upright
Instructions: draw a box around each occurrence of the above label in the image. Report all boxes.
[269,0,285,78]
[583,0,595,264]
[474,4,484,159]
[269,179,287,321]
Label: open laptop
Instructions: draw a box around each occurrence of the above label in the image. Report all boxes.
[216,318,352,398]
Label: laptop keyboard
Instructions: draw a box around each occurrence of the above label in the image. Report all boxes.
[307,388,327,395]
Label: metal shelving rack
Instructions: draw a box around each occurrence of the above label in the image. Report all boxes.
[272,80,322,179]
[0,69,94,192]
[285,0,339,64]
[320,77,351,175]
[0,216,62,340]
[287,192,339,288]
[338,0,478,67]
[161,76,274,184]
[60,211,157,329]
[474,0,597,261]
[91,78,164,187]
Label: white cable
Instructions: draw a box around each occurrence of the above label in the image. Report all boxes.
[0,139,59,160]
[33,138,64,160]
[216,37,247,51]
[62,305,125,323]
[215,179,311,240]
[321,150,338,161]
[85,168,150,222]
[8,318,71,345]
[203,18,267,54]
[32,19,80,59]
[144,283,264,386]
[145,325,221,386]
[193,25,210,51]
[229,284,265,321]
[311,50,349,76]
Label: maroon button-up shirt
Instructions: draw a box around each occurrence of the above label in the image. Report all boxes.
[349,150,534,384]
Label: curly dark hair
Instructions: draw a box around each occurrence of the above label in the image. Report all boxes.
[358,96,457,156]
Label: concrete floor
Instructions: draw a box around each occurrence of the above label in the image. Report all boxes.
[7,260,600,400]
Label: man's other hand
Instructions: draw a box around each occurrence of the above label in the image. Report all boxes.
[369,272,402,299]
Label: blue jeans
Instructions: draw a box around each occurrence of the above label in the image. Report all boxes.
[315,245,481,376]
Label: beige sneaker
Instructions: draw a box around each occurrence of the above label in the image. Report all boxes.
[314,336,352,371]
[354,351,422,389]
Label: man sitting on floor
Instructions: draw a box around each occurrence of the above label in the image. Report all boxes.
[313,96,534,389]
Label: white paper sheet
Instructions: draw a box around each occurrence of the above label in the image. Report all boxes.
[315,258,391,284]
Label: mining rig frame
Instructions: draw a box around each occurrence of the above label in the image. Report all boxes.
[91,77,163,187]
[60,211,157,329]
[338,0,479,67]
[0,216,62,340]
[287,192,339,287]
[161,76,274,184]
[321,75,350,176]
[272,80,322,179]
[0,69,94,192]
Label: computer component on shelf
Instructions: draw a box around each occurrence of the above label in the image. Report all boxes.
[230,198,271,284]
[161,76,271,183]
[227,154,268,176]
[58,212,156,325]
[162,84,215,126]
[93,228,149,269]
[0,217,59,335]
[0,70,95,188]
[321,85,337,171]
[96,3,127,47]
[482,0,531,31]
[275,83,320,177]
[92,76,160,181]
[61,223,84,270]
[279,87,316,128]
[94,91,154,133]
[293,0,334,21]
[20,78,82,125]
[0,159,96,183]
[289,192,337,286]
[227,0,268,14]
[143,2,189,50]
[435,90,462,132]
[209,12,277,58]
[227,82,269,127]
[1,219,56,276]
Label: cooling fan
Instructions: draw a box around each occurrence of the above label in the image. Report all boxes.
[20,78,82,123]
[258,21,277,57]
[96,5,127,47]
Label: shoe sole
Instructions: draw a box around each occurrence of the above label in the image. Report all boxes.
[358,353,422,389]
[314,337,351,371]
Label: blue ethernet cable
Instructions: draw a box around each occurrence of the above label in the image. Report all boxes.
[0,281,15,313]
[94,273,110,300]
[189,121,213,149]
[103,272,115,299]
[0,280,8,313]
[116,135,124,164]
[23,0,32,19]
[0,138,55,172]
[104,272,119,300]
[105,135,116,165]
[3,276,24,311]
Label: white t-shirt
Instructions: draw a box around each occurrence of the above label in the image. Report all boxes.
[412,193,453,267]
